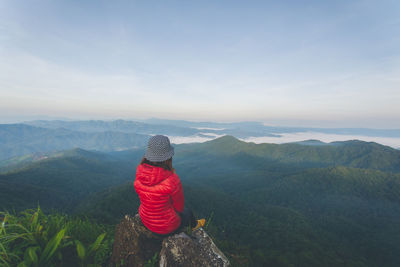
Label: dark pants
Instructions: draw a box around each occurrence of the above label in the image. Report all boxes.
[179,207,197,229]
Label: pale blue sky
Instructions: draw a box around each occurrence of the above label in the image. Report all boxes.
[0,0,399,127]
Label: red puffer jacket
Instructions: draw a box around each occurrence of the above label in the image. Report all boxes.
[134,163,184,234]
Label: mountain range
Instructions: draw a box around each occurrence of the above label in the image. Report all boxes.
[0,123,149,161]
[2,135,400,266]
[1,119,400,162]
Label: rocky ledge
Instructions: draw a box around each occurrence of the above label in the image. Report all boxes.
[110,214,230,267]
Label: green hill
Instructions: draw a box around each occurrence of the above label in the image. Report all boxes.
[0,148,144,212]
[175,136,400,173]
[74,182,140,224]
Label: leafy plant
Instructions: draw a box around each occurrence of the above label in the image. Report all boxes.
[0,207,111,267]
[75,233,106,266]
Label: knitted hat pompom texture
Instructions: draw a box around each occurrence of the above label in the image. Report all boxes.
[144,135,175,162]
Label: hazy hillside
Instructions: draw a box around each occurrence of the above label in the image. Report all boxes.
[24,119,280,138]
[0,124,149,161]
[0,153,48,173]
[0,148,143,211]
[175,136,400,173]
[25,119,198,136]
[75,182,140,223]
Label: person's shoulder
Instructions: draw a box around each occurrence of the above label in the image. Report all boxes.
[165,172,181,185]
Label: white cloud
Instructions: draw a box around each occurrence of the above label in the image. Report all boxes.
[169,133,226,144]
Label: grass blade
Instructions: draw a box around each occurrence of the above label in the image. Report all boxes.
[25,246,39,265]
[40,228,66,264]
[88,233,106,256]
[75,240,86,261]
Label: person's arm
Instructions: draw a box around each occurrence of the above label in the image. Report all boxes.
[171,177,184,213]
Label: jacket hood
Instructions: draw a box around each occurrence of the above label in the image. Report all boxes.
[136,163,172,186]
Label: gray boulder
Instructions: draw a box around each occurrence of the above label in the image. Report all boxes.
[110,214,230,267]
[159,229,230,267]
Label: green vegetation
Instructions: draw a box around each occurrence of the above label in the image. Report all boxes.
[1,136,400,266]
[0,206,112,267]
[0,148,143,212]
[75,182,140,224]
[175,136,400,172]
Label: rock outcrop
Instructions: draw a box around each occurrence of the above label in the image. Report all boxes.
[159,229,230,267]
[110,215,163,267]
[110,214,230,267]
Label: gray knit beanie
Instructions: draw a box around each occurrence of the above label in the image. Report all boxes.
[144,135,174,162]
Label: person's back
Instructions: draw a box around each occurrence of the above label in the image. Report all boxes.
[135,162,184,234]
[134,135,205,235]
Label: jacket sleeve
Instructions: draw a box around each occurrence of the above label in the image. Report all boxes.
[171,176,184,213]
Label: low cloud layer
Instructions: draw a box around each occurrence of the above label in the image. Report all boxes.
[170,132,400,149]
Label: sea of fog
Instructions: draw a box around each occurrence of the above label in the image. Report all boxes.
[169,133,226,144]
[169,132,400,149]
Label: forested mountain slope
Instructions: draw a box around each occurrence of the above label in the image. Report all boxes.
[0,148,143,211]
[78,165,400,267]
[2,136,400,266]
[79,137,400,266]
[175,135,400,173]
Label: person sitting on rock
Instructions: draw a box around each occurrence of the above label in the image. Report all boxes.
[134,135,205,235]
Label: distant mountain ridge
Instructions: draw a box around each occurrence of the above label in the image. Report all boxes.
[175,135,400,172]
[24,118,400,139]
[25,119,198,135]
[145,118,400,137]
[0,123,149,161]
[291,139,334,146]
[1,119,400,162]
